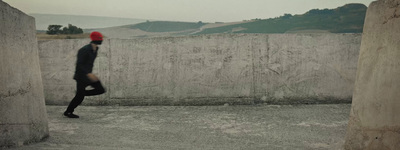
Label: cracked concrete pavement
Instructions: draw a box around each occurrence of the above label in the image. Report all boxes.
[7,104,351,150]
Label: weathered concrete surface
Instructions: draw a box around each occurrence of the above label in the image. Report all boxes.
[0,1,49,147]
[255,34,360,103]
[344,0,400,149]
[38,34,361,105]
[109,35,257,105]
[8,104,351,150]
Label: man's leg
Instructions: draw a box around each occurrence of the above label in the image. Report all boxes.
[64,80,87,118]
[85,80,105,96]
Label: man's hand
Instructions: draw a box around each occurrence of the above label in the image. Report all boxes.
[87,73,99,82]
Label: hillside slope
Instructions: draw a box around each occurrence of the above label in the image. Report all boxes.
[105,3,367,37]
[196,3,367,34]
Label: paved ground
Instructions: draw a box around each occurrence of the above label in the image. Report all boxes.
[8,104,351,150]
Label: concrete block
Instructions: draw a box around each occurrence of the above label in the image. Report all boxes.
[345,0,400,149]
[0,1,48,147]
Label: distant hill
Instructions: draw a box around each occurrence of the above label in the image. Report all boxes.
[102,3,367,36]
[36,3,368,39]
[30,14,148,30]
[196,3,367,34]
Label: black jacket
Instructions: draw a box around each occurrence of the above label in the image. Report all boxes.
[73,44,98,82]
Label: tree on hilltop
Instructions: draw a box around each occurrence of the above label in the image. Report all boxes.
[46,25,62,35]
[62,24,83,34]
[46,24,83,35]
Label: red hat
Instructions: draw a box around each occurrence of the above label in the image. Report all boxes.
[90,31,103,41]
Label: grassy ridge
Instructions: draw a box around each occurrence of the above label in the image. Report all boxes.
[196,4,367,34]
[121,3,367,34]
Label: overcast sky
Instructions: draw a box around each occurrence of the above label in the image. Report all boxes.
[3,0,375,22]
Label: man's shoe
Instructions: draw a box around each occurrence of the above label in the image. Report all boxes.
[64,112,79,118]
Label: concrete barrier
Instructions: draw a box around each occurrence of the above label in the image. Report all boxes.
[345,0,400,149]
[0,1,49,147]
[39,33,361,105]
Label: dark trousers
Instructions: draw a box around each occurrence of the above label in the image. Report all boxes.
[66,80,105,113]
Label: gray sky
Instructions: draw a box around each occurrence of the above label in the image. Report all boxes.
[3,0,375,22]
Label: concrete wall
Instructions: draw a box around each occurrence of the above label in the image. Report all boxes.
[39,33,361,105]
[0,1,49,147]
[345,0,400,149]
